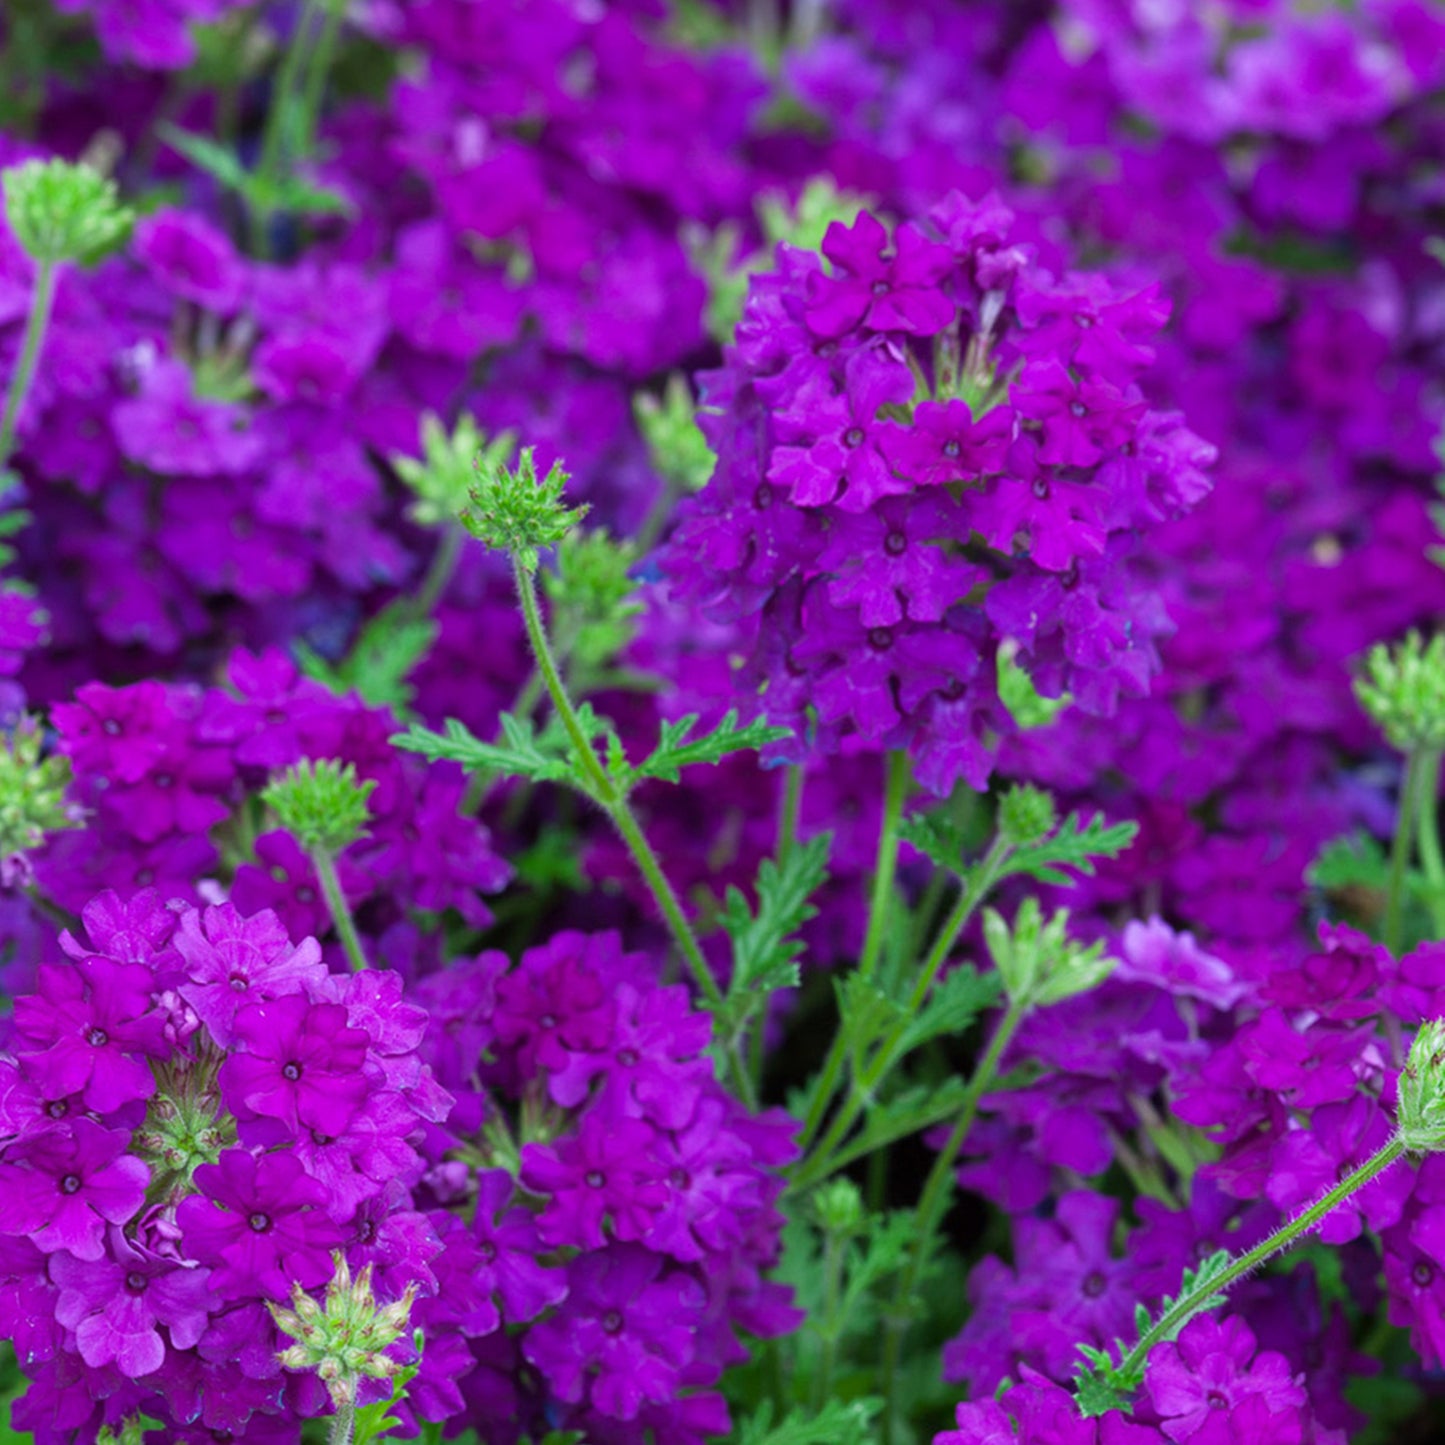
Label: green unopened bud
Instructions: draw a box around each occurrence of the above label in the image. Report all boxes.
[392,413,515,530]
[984,898,1115,1009]
[541,530,641,668]
[633,374,715,495]
[997,783,1057,847]
[812,1178,864,1237]
[269,1252,419,1412]
[1399,1018,1445,1154]
[461,445,589,572]
[1355,631,1445,753]
[0,716,81,880]
[262,759,375,855]
[2,157,133,266]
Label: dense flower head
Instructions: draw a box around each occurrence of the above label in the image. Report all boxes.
[0,888,443,1440]
[412,926,799,1439]
[664,193,1213,794]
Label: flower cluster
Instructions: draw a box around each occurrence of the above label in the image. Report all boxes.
[666,193,1213,794]
[0,889,445,1441]
[411,929,799,1441]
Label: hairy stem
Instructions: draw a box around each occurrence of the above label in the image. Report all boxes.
[1111,1135,1407,1387]
[0,257,56,472]
[313,848,369,972]
[328,1396,356,1445]
[511,558,755,1101]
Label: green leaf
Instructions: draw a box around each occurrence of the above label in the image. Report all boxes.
[894,965,1000,1056]
[159,124,352,218]
[391,714,576,787]
[1307,831,1389,893]
[1000,812,1138,887]
[625,710,791,786]
[835,1212,917,1328]
[735,1398,882,1445]
[833,973,903,1076]
[714,833,832,1038]
[295,603,439,712]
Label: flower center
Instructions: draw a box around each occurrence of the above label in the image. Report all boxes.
[585,1170,605,1189]
[870,280,890,296]
[617,1048,639,1067]
[248,1212,272,1233]
[125,1271,147,1293]
[102,719,122,736]
[1082,1270,1107,1298]
[669,1167,692,1189]
[753,482,774,510]
[59,1174,82,1195]
[1031,477,1050,499]
[602,1310,624,1334]
[942,439,961,458]
[884,531,907,557]
[867,627,894,652]
[843,427,864,448]
[478,1240,497,1263]
[1069,401,1086,418]
[282,1062,302,1082]
[229,974,249,990]
[86,1027,109,1047]
[1414,1261,1435,1287]
[539,1014,558,1030]
[1205,1390,1228,1410]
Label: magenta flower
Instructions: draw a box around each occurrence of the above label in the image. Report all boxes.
[52,1246,213,1376]
[13,959,169,1113]
[470,1170,567,1330]
[522,1110,667,1250]
[879,399,1013,487]
[805,212,955,338]
[522,1244,708,1420]
[177,1149,342,1301]
[220,994,371,1137]
[0,1120,149,1261]
[174,903,327,1048]
[1144,1315,1306,1443]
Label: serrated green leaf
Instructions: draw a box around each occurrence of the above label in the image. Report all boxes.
[159,123,352,218]
[894,965,1000,1056]
[295,603,438,712]
[1000,812,1138,887]
[391,714,575,786]
[716,832,832,1036]
[626,709,791,786]
[735,1397,882,1445]
[834,973,903,1075]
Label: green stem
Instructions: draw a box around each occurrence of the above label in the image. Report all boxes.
[797,752,910,1151]
[0,257,56,472]
[1110,1135,1408,1389]
[297,0,346,156]
[1385,750,1426,954]
[777,763,804,866]
[880,1000,1028,1445]
[251,0,324,251]
[858,751,910,982]
[812,1228,845,1411]
[794,839,1012,1187]
[412,524,464,617]
[328,1395,356,1445]
[313,848,369,972]
[511,558,752,1100]
[1415,750,1445,938]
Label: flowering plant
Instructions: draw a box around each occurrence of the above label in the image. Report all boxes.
[0,1,1444,1443]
